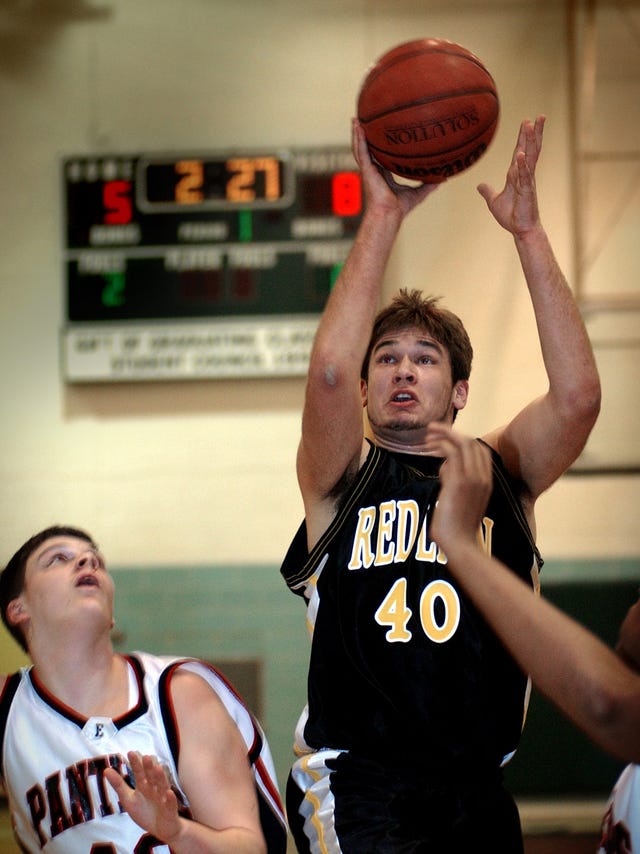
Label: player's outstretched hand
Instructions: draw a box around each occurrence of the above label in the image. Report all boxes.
[424,423,493,553]
[477,115,545,238]
[352,118,439,218]
[105,751,182,844]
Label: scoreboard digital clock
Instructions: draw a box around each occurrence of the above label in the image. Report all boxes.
[62,147,363,382]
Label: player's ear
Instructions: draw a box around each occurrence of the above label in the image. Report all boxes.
[452,380,469,412]
[360,378,368,408]
[6,598,28,628]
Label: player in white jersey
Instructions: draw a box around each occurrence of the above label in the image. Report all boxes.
[426,424,640,853]
[0,525,287,854]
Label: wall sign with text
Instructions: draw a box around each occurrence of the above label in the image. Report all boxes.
[61,147,363,382]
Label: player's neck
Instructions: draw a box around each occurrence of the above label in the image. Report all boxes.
[30,637,126,718]
[371,429,440,456]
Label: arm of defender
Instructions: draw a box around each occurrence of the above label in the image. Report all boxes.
[426,423,640,764]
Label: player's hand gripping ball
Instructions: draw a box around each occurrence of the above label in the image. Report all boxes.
[357,38,499,183]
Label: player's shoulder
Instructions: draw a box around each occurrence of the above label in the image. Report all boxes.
[169,667,239,733]
[478,428,501,456]
[162,660,228,707]
[478,430,525,484]
[168,665,213,690]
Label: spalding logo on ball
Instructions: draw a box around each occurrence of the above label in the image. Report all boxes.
[357,38,499,183]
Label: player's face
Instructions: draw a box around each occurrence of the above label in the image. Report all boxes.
[15,536,115,639]
[363,327,468,443]
[616,595,640,674]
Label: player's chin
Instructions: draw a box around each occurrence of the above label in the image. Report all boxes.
[386,418,425,433]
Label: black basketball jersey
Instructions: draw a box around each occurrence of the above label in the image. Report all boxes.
[281,439,542,772]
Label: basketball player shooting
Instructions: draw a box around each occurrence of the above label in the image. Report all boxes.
[280,114,601,852]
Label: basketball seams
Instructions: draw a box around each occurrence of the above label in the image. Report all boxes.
[370,45,489,73]
[358,89,499,124]
[360,46,495,91]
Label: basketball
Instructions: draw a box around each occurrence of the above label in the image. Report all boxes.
[357,38,499,183]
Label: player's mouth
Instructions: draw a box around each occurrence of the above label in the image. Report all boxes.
[391,391,416,404]
[76,574,99,588]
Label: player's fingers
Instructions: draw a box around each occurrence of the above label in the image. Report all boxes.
[510,118,529,167]
[515,150,535,191]
[145,756,173,793]
[534,114,545,150]
[126,750,158,795]
[476,181,495,205]
[104,766,130,800]
[127,750,145,776]
[426,424,491,492]
[452,435,491,495]
[423,421,455,457]
[467,440,492,490]
[523,116,544,172]
[134,755,164,797]
[458,431,484,472]
[351,118,368,165]
[425,421,468,453]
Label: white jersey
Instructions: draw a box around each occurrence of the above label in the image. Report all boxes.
[0,652,286,853]
[599,763,640,853]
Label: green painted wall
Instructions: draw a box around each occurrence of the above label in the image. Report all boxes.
[109,564,308,793]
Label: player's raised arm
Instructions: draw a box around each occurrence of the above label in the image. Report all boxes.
[298,120,437,545]
[478,116,601,502]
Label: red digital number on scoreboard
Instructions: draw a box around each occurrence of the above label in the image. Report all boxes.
[331,171,362,217]
[102,181,133,225]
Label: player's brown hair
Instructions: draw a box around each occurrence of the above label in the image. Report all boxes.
[361,289,473,384]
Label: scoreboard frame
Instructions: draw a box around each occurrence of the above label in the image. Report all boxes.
[61,146,363,382]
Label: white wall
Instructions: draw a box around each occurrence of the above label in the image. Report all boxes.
[0,0,638,572]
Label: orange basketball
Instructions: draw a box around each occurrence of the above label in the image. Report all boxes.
[357,38,499,183]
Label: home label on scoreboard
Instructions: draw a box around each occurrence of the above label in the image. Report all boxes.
[61,146,363,382]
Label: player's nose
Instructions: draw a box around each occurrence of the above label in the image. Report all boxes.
[394,355,415,380]
[77,551,99,570]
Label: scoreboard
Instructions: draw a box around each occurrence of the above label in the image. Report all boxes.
[61,147,363,381]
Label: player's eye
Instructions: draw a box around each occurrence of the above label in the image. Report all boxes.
[47,552,71,566]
